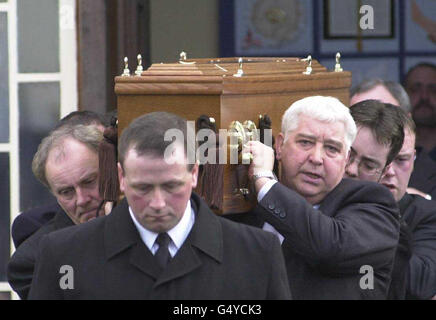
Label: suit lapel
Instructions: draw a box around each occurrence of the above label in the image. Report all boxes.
[129,241,161,280]
[153,243,202,288]
[104,198,160,279]
[154,193,223,288]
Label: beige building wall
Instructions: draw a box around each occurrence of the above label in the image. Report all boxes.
[150,0,219,63]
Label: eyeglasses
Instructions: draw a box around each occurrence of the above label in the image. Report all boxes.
[347,153,384,176]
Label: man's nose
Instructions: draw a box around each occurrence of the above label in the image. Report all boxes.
[309,144,323,165]
[149,188,166,210]
[422,89,429,100]
[345,161,359,179]
[76,188,91,207]
[383,163,395,178]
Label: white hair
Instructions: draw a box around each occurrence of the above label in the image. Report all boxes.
[281,96,357,152]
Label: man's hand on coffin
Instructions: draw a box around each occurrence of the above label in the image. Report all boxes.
[243,141,275,194]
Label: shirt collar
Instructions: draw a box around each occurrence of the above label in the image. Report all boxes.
[128,200,195,252]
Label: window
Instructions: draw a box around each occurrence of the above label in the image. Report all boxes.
[0,0,77,300]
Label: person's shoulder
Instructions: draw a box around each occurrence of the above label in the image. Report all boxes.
[11,203,60,247]
[45,200,128,245]
[223,211,264,228]
[409,193,436,209]
[337,177,387,191]
[322,179,399,221]
[17,217,59,251]
[218,215,279,247]
[404,193,436,225]
[334,178,395,202]
[13,203,60,227]
[44,214,108,250]
[193,192,279,248]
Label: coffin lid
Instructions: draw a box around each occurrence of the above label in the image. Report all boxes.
[115,57,351,95]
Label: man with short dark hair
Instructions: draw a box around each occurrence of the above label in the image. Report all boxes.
[345,100,404,182]
[28,112,291,300]
[346,100,436,299]
[380,108,436,299]
[350,77,436,202]
[345,100,409,299]
[405,63,436,160]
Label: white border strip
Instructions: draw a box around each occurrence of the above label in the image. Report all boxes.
[8,0,19,259]
[0,3,9,12]
[59,0,78,118]
[0,282,12,291]
[0,144,10,152]
[17,73,61,82]
[6,0,19,300]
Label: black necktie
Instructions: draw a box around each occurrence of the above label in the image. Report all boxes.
[155,233,171,269]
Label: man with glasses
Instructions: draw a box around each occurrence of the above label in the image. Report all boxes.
[348,99,436,299]
[345,100,404,183]
[346,100,406,299]
[349,77,436,201]
[380,108,436,299]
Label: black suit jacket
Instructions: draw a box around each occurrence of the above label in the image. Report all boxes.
[11,203,60,248]
[409,150,436,200]
[386,210,412,300]
[229,178,400,299]
[399,193,436,299]
[28,194,291,300]
[7,211,74,299]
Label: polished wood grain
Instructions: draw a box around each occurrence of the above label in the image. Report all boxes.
[115,57,351,214]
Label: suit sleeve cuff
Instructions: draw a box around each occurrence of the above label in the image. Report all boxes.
[257,180,278,203]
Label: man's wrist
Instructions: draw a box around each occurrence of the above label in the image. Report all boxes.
[252,170,277,182]
[253,171,277,194]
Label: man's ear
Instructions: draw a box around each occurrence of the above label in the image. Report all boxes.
[346,148,351,163]
[412,149,416,171]
[117,162,125,192]
[275,133,285,160]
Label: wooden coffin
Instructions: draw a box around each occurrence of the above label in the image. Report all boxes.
[115,56,351,214]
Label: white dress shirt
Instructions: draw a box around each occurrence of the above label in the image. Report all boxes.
[129,200,195,257]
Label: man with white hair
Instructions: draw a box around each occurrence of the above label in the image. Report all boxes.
[243,96,400,299]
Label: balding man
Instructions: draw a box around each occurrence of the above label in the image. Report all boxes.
[8,124,107,299]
